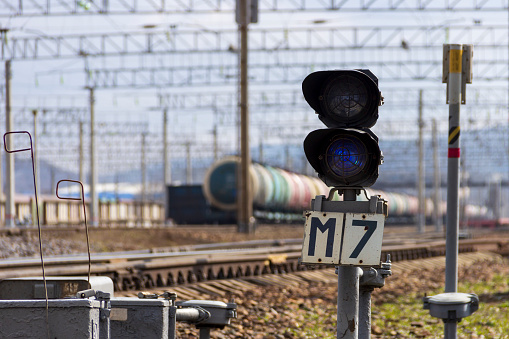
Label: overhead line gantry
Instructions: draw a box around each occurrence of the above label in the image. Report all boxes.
[1,0,507,17]
[2,25,508,60]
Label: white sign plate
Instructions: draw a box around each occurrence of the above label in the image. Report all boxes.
[301,211,344,265]
[339,213,385,266]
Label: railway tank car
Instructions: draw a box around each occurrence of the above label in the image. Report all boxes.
[202,157,339,222]
[202,157,454,223]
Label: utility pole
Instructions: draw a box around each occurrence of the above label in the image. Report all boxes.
[417,89,426,233]
[5,60,15,228]
[432,119,443,232]
[186,142,192,184]
[32,110,40,209]
[285,145,293,169]
[141,132,147,203]
[163,108,170,222]
[0,111,2,207]
[258,136,263,163]
[236,0,256,233]
[163,108,170,187]
[79,120,84,185]
[213,124,219,162]
[88,87,98,226]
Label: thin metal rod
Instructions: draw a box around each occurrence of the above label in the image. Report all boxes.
[3,131,49,338]
[56,179,91,283]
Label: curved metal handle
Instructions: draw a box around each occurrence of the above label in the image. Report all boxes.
[3,131,32,153]
[56,179,85,201]
[56,179,91,283]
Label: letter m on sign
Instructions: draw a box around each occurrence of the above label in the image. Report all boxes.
[308,217,335,257]
[301,211,343,265]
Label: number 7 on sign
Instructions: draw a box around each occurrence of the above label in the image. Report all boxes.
[349,220,377,258]
[340,213,385,266]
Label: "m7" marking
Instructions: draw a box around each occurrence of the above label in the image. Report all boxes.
[308,217,336,258]
[349,220,377,258]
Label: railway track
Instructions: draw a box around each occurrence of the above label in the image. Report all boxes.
[1,237,507,293]
[118,251,504,300]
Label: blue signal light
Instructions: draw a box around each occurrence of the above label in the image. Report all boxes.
[304,128,381,187]
[325,135,367,179]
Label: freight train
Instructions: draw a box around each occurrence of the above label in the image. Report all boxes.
[167,157,488,225]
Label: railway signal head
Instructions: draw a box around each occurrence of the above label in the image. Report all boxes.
[303,69,384,188]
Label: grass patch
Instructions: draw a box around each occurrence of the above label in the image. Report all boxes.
[299,271,509,338]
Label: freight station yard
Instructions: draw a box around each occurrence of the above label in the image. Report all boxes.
[2,1,509,339]
[1,224,508,338]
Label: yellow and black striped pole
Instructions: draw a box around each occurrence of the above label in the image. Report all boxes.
[424,43,473,339]
[445,44,462,297]
[448,125,460,157]
[445,43,469,339]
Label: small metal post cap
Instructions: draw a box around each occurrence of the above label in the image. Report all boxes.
[423,292,479,323]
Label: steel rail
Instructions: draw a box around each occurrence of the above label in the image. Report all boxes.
[1,238,507,291]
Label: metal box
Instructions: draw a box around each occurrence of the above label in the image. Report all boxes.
[0,276,114,299]
[110,297,170,339]
[0,299,106,338]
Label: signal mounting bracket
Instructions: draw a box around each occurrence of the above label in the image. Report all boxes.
[312,194,388,217]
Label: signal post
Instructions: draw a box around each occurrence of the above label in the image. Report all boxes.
[300,70,390,338]
[422,44,478,339]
